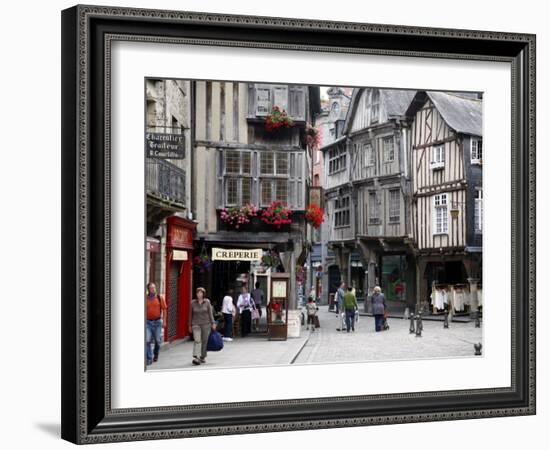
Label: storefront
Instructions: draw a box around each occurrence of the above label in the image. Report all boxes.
[164,216,196,342]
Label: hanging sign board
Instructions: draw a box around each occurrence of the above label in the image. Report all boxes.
[145,132,185,159]
[211,248,262,261]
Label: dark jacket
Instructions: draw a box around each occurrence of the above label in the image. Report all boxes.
[371,292,386,316]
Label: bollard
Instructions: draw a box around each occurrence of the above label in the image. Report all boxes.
[474,343,482,356]
[443,311,449,329]
[415,315,422,337]
[409,314,416,334]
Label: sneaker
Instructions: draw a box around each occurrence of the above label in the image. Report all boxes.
[199,356,206,363]
[153,354,158,362]
[223,337,233,342]
[146,360,153,366]
[192,358,201,365]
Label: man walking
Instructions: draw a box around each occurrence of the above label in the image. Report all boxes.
[145,282,167,365]
[342,286,358,332]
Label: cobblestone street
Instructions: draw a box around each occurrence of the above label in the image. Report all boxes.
[149,307,483,371]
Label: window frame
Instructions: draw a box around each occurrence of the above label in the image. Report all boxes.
[334,195,351,228]
[368,191,380,225]
[383,136,395,163]
[474,188,483,234]
[431,144,445,170]
[328,145,347,175]
[388,189,401,223]
[433,193,449,235]
[471,137,483,164]
[222,149,253,207]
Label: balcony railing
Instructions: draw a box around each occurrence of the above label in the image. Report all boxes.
[146,158,186,206]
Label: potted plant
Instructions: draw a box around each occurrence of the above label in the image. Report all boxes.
[264,106,295,132]
[305,203,324,229]
[219,204,258,229]
[260,200,292,229]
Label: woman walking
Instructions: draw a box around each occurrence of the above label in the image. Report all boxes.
[371,286,387,332]
[221,288,236,342]
[237,284,253,337]
[188,287,216,366]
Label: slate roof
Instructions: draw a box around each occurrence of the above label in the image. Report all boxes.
[343,88,416,133]
[407,91,483,137]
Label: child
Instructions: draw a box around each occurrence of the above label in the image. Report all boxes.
[305,296,318,331]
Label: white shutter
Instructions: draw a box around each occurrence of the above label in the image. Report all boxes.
[273,86,289,112]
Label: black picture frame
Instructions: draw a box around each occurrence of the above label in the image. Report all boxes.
[61,4,536,444]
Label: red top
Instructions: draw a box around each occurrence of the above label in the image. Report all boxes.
[146,294,166,320]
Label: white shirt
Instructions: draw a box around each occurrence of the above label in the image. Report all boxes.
[237,293,253,313]
[221,295,235,315]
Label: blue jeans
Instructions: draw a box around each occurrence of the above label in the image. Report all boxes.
[223,313,233,338]
[146,319,162,362]
[345,309,356,332]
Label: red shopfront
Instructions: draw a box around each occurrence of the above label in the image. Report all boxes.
[165,216,196,342]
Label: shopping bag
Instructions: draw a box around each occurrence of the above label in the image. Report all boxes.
[207,330,224,351]
[251,306,260,320]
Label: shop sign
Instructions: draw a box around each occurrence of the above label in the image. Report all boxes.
[145,132,185,159]
[308,186,324,208]
[211,248,262,261]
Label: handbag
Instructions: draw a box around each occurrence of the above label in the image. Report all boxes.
[251,303,260,320]
[207,330,224,351]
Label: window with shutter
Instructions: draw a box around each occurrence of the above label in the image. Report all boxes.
[256,87,271,116]
[289,86,306,121]
[273,86,288,112]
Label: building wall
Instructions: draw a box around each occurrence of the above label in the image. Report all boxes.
[409,99,467,250]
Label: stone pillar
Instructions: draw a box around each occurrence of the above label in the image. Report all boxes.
[467,277,480,315]
[415,258,427,313]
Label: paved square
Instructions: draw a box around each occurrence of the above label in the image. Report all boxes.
[148,307,483,371]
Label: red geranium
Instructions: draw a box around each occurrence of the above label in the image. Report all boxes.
[261,200,292,229]
[305,204,324,229]
[264,106,295,132]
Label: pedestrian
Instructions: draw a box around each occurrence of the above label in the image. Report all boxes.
[251,281,264,332]
[237,284,253,337]
[221,288,236,342]
[145,282,167,366]
[343,286,358,332]
[335,281,345,330]
[335,281,345,315]
[189,287,217,366]
[371,286,387,332]
[305,296,319,331]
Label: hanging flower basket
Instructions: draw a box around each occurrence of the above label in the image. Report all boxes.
[219,204,258,229]
[304,123,321,150]
[193,249,212,273]
[261,201,292,229]
[264,106,295,132]
[261,250,282,269]
[305,204,324,229]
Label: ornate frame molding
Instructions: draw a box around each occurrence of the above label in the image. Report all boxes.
[61,5,536,444]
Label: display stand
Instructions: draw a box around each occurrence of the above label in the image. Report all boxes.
[267,273,290,341]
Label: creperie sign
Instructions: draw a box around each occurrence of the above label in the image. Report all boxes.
[211,248,262,261]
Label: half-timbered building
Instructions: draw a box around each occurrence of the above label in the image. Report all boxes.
[193,81,321,317]
[405,91,483,316]
[348,88,416,313]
